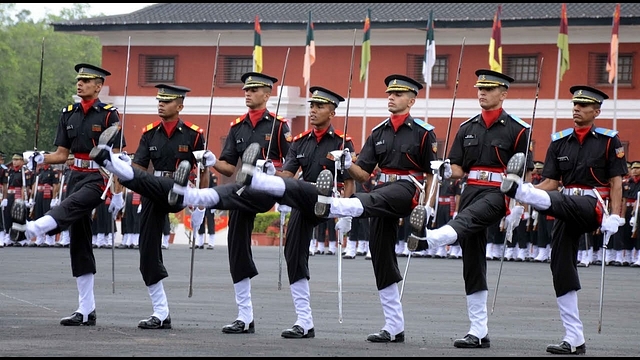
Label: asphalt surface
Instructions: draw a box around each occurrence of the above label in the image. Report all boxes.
[1,244,638,357]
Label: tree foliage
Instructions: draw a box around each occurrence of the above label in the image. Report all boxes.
[0,3,101,155]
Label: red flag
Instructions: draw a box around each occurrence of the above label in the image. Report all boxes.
[488,5,502,72]
[606,3,620,84]
[557,3,570,81]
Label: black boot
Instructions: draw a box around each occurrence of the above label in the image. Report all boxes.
[138,315,172,329]
[500,152,526,198]
[314,170,333,218]
[546,341,586,355]
[60,310,97,326]
[168,160,191,206]
[89,124,121,166]
[235,142,261,186]
[453,334,490,348]
[281,325,315,339]
[222,320,255,334]
[366,330,404,343]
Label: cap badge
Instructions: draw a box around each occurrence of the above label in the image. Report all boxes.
[577,90,583,96]
[313,90,318,95]
[392,79,397,85]
[479,75,486,81]
[247,76,252,82]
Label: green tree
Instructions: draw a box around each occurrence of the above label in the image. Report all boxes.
[0,3,101,155]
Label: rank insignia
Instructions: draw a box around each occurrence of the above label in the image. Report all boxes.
[92,124,102,132]
[178,145,189,153]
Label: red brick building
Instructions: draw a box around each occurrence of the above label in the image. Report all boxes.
[53,3,640,180]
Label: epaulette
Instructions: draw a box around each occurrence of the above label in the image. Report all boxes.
[182,121,204,133]
[293,129,312,141]
[333,130,352,142]
[412,118,435,131]
[142,120,162,134]
[230,114,247,127]
[510,115,531,128]
[62,103,79,113]
[371,119,390,132]
[269,112,287,122]
[459,115,479,127]
[594,127,618,137]
[551,128,574,142]
[97,102,117,111]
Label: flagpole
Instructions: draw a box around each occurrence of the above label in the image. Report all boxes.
[552,48,561,134]
[361,64,370,146]
[305,79,310,131]
[612,66,618,131]
[425,84,431,123]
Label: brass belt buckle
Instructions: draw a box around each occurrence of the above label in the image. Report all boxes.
[572,188,581,196]
[81,160,90,168]
[478,171,489,181]
[389,174,397,182]
[163,172,173,178]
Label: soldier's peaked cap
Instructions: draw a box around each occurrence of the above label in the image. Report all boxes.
[308,86,345,107]
[631,161,640,169]
[569,85,609,105]
[75,63,111,80]
[241,72,278,90]
[12,153,23,160]
[384,74,423,95]
[155,84,191,101]
[474,69,514,89]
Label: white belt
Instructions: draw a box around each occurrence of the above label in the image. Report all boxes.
[562,188,596,198]
[74,158,100,169]
[154,170,175,178]
[378,173,414,183]
[468,170,503,183]
[438,196,454,202]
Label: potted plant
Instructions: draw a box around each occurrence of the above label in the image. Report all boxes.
[168,212,181,244]
[252,211,289,246]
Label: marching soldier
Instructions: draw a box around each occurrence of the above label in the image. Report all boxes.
[501,85,627,355]
[52,154,74,248]
[623,161,640,266]
[0,151,8,247]
[410,70,532,349]
[198,171,218,250]
[13,63,125,326]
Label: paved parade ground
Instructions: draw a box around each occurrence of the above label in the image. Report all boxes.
[1,243,638,357]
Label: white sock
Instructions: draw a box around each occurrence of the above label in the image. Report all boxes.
[329,198,364,218]
[76,274,95,320]
[379,283,404,337]
[183,188,219,208]
[103,148,134,181]
[557,291,585,346]
[234,278,253,324]
[26,215,58,239]
[427,225,458,248]
[467,290,488,339]
[515,183,551,210]
[148,280,169,321]
[250,171,285,197]
[291,279,313,332]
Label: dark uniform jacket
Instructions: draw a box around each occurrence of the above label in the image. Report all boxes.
[133,119,205,172]
[55,101,124,155]
[219,110,291,169]
[284,124,355,183]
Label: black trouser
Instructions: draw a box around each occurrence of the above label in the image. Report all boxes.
[280,179,416,290]
[46,171,106,278]
[212,183,277,284]
[119,168,184,286]
[198,208,216,235]
[33,191,52,220]
[506,221,528,250]
[612,206,634,252]
[448,185,507,295]
[541,193,601,297]
[350,216,370,241]
[536,215,553,248]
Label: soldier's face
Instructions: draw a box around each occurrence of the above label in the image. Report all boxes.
[477,86,507,110]
[308,102,334,129]
[386,91,414,114]
[157,99,183,119]
[76,78,102,99]
[572,102,600,127]
[244,87,270,109]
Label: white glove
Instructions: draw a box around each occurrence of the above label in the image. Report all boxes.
[630,215,636,227]
[50,198,59,208]
[27,151,45,171]
[263,160,276,176]
[0,199,7,208]
[335,217,352,233]
[210,208,215,214]
[203,150,217,167]
[426,206,436,220]
[531,210,538,221]
[117,152,132,165]
[442,159,452,179]
[341,150,352,170]
[191,207,206,231]
[108,192,125,219]
[137,204,142,213]
[452,211,458,219]
[505,205,525,229]
[277,204,292,213]
[601,214,622,235]
[25,199,35,209]
[522,211,530,221]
